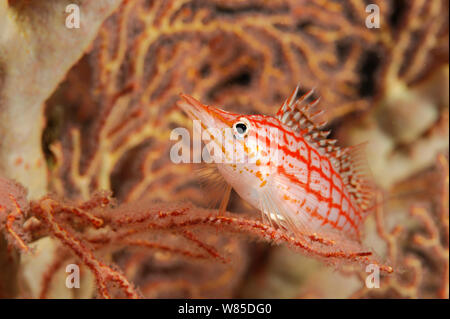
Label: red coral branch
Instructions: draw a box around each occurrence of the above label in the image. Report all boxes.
[1,175,393,298]
[31,198,140,299]
[0,177,29,252]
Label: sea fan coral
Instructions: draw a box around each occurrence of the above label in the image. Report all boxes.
[1,176,394,298]
[0,0,448,299]
[347,155,449,298]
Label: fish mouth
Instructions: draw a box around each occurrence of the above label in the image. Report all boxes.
[177,93,241,163]
[177,94,202,122]
[177,94,234,129]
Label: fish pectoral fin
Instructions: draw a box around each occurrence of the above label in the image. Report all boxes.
[258,184,324,243]
[195,164,229,209]
[266,176,342,246]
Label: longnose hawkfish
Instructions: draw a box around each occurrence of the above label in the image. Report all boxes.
[177,86,392,272]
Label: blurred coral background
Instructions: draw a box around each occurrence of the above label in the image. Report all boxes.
[0,0,448,298]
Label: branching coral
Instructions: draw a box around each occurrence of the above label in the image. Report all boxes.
[345,154,449,298]
[335,0,449,187]
[1,176,395,298]
[0,182,243,298]
[0,0,125,297]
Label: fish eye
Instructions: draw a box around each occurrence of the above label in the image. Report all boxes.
[235,123,247,134]
[232,118,251,138]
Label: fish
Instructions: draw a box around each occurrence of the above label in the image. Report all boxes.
[176,85,377,244]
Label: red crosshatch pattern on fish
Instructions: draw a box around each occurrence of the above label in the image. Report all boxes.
[177,84,377,245]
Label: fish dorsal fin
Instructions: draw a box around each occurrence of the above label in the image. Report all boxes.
[276,85,376,214]
[332,143,377,213]
[276,85,340,157]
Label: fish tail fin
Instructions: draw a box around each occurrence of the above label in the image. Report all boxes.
[335,142,377,219]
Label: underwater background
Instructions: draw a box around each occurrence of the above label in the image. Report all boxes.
[0,0,448,298]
